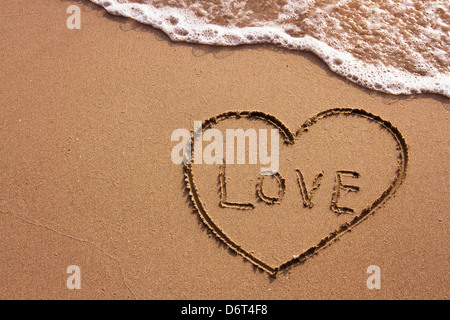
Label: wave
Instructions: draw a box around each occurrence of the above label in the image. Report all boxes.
[90,0,450,97]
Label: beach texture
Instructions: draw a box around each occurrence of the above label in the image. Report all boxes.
[0,0,448,299]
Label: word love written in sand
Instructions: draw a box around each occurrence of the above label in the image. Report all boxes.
[220,165,362,215]
[184,109,408,276]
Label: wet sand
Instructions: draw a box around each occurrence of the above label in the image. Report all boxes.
[0,0,448,299]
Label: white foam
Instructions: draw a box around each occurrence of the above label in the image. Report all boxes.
[90,0,449,97]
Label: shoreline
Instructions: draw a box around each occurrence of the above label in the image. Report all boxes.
[0,0,448,299]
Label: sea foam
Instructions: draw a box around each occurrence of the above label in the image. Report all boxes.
[90,0,449,97]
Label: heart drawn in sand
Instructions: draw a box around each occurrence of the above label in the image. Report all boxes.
[184,109,408,277]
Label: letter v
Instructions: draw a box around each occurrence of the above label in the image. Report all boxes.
[295,169,323,208]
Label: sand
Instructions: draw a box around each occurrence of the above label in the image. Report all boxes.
[0,0,448,299]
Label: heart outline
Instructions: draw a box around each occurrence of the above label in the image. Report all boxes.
[183,108,408,277]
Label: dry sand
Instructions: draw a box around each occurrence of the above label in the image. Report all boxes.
[0,0,448,299]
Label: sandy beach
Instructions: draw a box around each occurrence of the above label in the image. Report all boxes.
[0,0,448,299]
